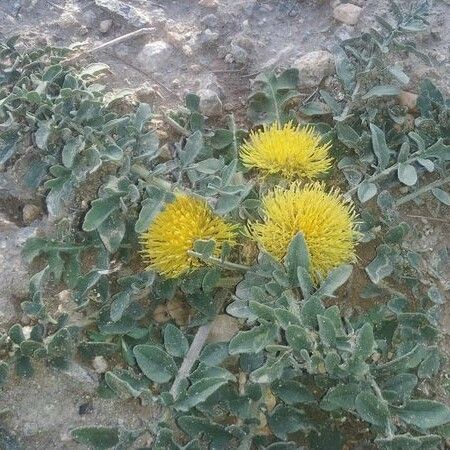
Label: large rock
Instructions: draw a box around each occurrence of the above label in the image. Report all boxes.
[137,41,172,73]
[294,50,335,88]
[333,3,362,25]
[0,215,38,327]
[1,362,161,448]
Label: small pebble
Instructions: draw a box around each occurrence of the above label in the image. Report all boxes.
[92,356,108,374]
[22,204,40,224]
[99,19,113,33]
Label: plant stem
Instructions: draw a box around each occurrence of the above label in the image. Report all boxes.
[170,323,211,398]
[131,164,202,199]
[370,377,394,438]
[395,175,450,206]
[228,113,239,158]
[62,28,154,65]
[161,112,191,137]
[215,275,244,288]
[187,250,251,272]
[130,164,173,190]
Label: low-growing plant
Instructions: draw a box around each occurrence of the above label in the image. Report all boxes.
[0,1,449,449]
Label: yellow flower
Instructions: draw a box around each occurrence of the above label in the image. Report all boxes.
[248,183,358,281]
[240,122,332,180]
[140,194,237,278]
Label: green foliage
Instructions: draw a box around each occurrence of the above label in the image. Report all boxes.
[0,2,449,447]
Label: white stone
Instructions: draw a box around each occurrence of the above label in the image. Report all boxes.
[22,204,40,224]
[399,91,418,111]
[99,19,113,33]
[294,50,335,88]
[92,356,108,374]
[333,3,362,26]
[137,41,172,72]
[198,89,222,116]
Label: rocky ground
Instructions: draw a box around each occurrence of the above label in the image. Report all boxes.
[0,0,449,448]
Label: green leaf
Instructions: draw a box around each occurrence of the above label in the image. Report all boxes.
[376,344,427,375]
[268,405,311,440]
[71,427,119,450]
[274,309,301,329]
[370,123,390,170]
[164,324,189,358]
[98,211,125,253]
[365,246,394,284]
[392,400,450,429]
[431,188,450,206]
[418,349,440,379]
[397,163,417,186]
[104,371,148,399]
[229,323,278,355]
[80,63,110,77]
[285,325,313,352]
[271,379,316,405]
[191,158,224,174]
[355,323,375,359]
[308,427,343,450]
[179,130,203,167]
[382,373,418,402]
[427,286,444,304]
[362,85,400,99]
[336,123,360,149]
[0,362,8,387]
[15,355,33,377]
[416,157,434,172]
[315,265,352,297]
[42,64,63,82]
[317,315,336,347]
[332,45,356,93]
[301,296,325,328]
[45,169,73,217]
[175,377,229,411]
[193,239,215,258]
[133,344,177,383]
[297,267,313,300]
[82,196,120,232]
[375,434,423,450]
[35,119,52,149]
[78,342,119,358]
[134,189,167,233]
[177,416,232,448]
[422,139,450,162]
[247,69,299,125]
[355,391,389,428]
[47,328,74,358]
[358,181,377,203]
[284,233,310,285]
[9,324,25,344]
[62,136,84,168]
[110,292,132,322]
[299,101,330,116]
[320,384,359,411]
[387,65,410,85]
[250,354,289,384]
[199,342,229,366]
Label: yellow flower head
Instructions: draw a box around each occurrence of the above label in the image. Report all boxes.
[248,183,358,281]
[240,122,332,180]
[140,195,237,278]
